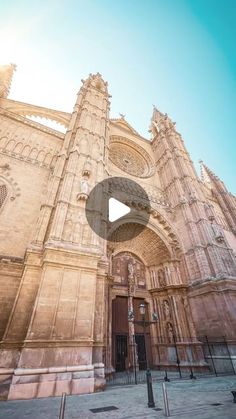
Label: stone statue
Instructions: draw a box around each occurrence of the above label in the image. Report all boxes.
[164,266,170,282]
[167,322,174,342]
[128,262,134,277]
[163,300,170,318]
[158,269,166,287]
[80,178,89,195]
[128,310,134,321]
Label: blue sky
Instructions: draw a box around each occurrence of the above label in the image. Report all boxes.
[0,0,235,193]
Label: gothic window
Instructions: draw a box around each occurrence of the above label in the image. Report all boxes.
[0,183,7,208]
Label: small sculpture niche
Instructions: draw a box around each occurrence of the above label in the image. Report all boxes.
[77,176,89,201]
[204,203,215,221]
[82,157,91,177]
[211,223,224,243]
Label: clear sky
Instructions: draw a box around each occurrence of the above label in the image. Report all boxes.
[0,0,235,193]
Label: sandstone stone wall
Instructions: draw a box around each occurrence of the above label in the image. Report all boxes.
[0,114,63,257]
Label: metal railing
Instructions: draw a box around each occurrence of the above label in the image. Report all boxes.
[106,335,236,386]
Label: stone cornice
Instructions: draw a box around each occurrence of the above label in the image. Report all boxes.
[188,277,236,296]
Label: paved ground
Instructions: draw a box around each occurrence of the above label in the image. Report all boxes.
[0,375,235,419]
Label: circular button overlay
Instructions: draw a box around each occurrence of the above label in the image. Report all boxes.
[85,177,151,242]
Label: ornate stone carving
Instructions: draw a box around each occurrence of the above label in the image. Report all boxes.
[0,64,16,98]
[77,177,89,201]
[128,262,134,278]
[211,223,224,243]
[163,300,170,319]
[82,157,91,177]
[167,322,174,343]
[109,136,155,178]
[158,268,166,287]
[204,203,215,221]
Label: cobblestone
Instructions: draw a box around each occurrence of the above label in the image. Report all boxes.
[0,375,235,419]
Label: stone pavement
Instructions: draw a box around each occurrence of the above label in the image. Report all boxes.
[0,375,235,419]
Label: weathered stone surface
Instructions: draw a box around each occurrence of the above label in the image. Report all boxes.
[0,69,235,400]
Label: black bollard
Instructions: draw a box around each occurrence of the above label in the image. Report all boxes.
[146,368,155,408]
[231,391,236,403]
[189,366,196,379]
[59,393,66,419]
[164,370,170,382]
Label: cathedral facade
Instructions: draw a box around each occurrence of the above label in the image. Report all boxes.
[0,65,236,400]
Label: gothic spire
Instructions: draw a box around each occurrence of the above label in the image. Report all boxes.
[81,72,109,95]
[149,105,175,138]
[199,160,214,185]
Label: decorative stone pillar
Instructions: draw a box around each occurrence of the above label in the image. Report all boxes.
[127,263,139,371]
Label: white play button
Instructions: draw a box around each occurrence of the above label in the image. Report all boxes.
[109,197,130,222]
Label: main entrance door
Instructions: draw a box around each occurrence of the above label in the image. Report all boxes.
[115,335,128,371]
[135,334,147,370]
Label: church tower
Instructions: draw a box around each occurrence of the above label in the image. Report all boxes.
[150,107,236,338]
[1,73,110,399]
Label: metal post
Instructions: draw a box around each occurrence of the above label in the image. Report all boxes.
[59,393,66,419]
[189,365,196,380]
[223,336,236,375]
[143,314,155,408]
[162,382,170,417]
[164,370,170,382]
[133,334,138,384]
[187,339,196,379]
[146,368,155,408]
[205,335,217,376]
[173,334,182,379]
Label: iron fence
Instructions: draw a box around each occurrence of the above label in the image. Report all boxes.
[106,335,236,386]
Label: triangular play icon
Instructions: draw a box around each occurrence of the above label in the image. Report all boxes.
[109,198,130,222]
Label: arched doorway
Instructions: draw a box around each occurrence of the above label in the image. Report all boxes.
[105,220,173,374]
[104,217,207,378]
[111,253,152,372]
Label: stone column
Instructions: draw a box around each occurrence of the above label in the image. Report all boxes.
[127,265,138,371]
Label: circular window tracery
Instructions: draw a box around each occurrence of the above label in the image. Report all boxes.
[109,136,155,178]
